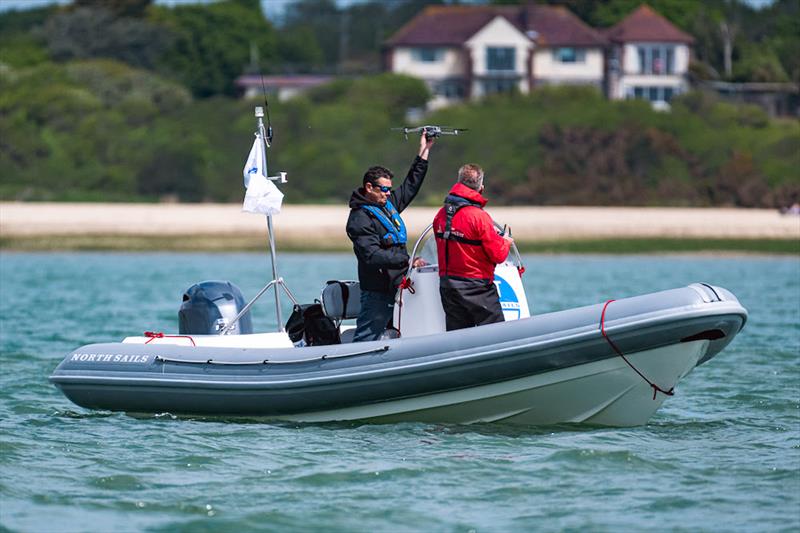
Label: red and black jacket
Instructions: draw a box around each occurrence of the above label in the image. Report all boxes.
[433,183,510,281]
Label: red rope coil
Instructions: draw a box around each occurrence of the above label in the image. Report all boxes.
[144,331,196,346]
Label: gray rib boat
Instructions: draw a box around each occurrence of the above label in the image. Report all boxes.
[50,281,746,427]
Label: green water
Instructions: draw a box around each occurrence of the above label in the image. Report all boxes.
[1,253,798,532]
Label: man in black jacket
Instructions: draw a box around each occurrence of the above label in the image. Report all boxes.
[346,133,434,342]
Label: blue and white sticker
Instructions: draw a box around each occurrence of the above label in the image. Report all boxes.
[494,274,521,320]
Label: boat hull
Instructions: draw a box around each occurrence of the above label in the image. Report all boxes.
[50,284,747,426]
[279,340,707,426]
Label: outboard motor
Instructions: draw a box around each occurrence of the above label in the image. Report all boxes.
[179,281,253,335]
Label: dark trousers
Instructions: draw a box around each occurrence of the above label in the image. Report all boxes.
[353,289,395,342]
[439,276,504,332]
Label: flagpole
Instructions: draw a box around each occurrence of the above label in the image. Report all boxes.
[255,106,283,331]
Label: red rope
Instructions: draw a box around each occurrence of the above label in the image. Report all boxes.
[395,276,416,335]
[600,300,674,400]
[398,276,415,294]
[144,331,196,346]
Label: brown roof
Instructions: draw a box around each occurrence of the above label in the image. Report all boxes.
[605,4,694,43]
[524,5,606,47]
[386,4,606,48]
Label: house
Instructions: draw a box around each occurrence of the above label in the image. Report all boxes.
[604,5,694,106]
[234,74,334,101]
[384,3,693,109]
[384,4,606,108]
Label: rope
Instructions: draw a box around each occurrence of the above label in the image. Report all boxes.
[599,300,674,400]
[144,331,196,347]
[395,275,416,334]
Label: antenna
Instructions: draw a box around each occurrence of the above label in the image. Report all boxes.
[259,73,273,145]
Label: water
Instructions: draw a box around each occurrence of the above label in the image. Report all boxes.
[1,252,798,532]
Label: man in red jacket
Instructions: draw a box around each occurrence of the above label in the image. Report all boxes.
[433,164,513,331]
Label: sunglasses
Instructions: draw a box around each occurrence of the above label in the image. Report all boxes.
[371,184,392,193]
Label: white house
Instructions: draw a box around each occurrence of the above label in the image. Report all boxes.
[384,3,693,109]
[605,5,694,106]
[384,4,607,108]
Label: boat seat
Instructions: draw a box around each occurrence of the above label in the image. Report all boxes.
[321,280,360,325]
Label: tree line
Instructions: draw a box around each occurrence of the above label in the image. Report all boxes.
[0,0,797,207]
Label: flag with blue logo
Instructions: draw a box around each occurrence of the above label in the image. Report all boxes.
[242,137,283,215]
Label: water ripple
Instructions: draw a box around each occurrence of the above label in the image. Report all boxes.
[1,253,798,532]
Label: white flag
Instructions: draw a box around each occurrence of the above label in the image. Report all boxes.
[242,137,263,188]
[242,137,283,215]
[243,174,284,215]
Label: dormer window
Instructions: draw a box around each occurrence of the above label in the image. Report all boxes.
[412,48,443,63]
[487,47,515,71]
[554,47,585,63]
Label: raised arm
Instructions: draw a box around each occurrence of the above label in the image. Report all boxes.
[391,133,435,212]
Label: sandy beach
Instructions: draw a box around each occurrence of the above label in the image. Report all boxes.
[1,202,798,250]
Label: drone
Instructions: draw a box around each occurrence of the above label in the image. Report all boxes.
[392,125,468,140]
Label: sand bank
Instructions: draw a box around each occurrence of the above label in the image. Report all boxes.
[3,203,798,239]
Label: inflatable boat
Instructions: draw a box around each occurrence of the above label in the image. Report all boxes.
[50,226,747,426]
[49,110,748,426]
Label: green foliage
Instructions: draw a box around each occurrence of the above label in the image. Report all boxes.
[0,33,49,68]
[73,0,153,18]
[280,0,341,67]
[42,6,172,70]
[276,27,325,70]
[0,5,53,68]
[1,56,797,207]
[0,60,197,201]
[150,0,277,97]
[733,44,790,82]
[0,4,55,35]
[1,1,798,207]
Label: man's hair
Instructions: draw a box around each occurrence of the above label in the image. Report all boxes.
[457,164,484,191]
[363,166,393,186]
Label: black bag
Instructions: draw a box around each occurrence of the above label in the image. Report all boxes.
[285,303,340,346]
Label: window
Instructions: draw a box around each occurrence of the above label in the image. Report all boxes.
[482,78,518,95]
[412,48,442,63]
[487,47,515,71]
[629,86,680,102]
[554,47,586,63]
[434,79,466,99]
[636,45,676,75]
[665,48,674,74]
[652,48,661,74]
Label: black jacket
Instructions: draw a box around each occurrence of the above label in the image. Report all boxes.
[346,155,428,292]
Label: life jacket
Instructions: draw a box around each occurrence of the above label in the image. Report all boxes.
[361,200,407,245]
[435,194,483,276]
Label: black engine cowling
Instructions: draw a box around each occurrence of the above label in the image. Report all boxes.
[178,281,253,335]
